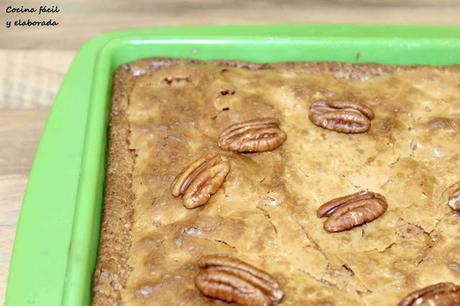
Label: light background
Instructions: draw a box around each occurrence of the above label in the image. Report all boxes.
[1,0,460,302]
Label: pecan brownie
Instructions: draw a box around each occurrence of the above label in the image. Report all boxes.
[92,59,460,305]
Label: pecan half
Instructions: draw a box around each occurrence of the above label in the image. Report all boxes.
[195,255,284,306]
[398,282,460,306]
[218,118,287,153]
[317,191,388,233]
[171,153,230,209]
[448,188,460,211]
[308,100,375,133]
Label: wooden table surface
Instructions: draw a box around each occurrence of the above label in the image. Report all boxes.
[1,0,460,303]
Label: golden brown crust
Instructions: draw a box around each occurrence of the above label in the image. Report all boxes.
[93,58,460,306]
[92,66,136,306]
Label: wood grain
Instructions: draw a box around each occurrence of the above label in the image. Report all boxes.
[0,50,75,108]
[1,0,460,303]
[1,0,460,50]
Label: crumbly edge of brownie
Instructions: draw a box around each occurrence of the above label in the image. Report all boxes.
[92,66,136,306]
[123,57,460,83]
[91,58,460,305]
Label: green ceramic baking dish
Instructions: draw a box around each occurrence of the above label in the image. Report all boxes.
[5,25,460,306]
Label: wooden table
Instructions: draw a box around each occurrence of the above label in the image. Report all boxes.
[1,0,459,302]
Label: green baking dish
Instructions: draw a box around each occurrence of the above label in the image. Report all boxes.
[5,25,460,306]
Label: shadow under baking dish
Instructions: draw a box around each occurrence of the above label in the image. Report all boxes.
[5,25,460,306]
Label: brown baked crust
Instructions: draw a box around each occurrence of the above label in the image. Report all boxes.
[92,58,460,305]
[92,65,135,305]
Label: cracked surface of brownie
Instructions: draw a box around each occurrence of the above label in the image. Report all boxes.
[93,58,460,306]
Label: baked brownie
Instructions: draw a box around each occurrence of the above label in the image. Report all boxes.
[92,59,460,306]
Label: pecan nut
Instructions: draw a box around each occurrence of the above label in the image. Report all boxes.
[171,153,230,209]
[317,191,388,233]
[448,188,460,211]
[398,282,460,306]
[308,100,375,133]
[195,255,284,306]
[218,118,287,153]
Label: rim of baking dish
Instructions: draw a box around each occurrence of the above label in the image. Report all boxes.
[5,24,460,306]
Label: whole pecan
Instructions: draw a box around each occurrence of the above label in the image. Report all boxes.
[195,255,284,306]
[448,188,460,211]
[171,153,230,209]
[218,118,287,153]
[398,282,460,306]
[317,191,388,233]
[308,100,375,133]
